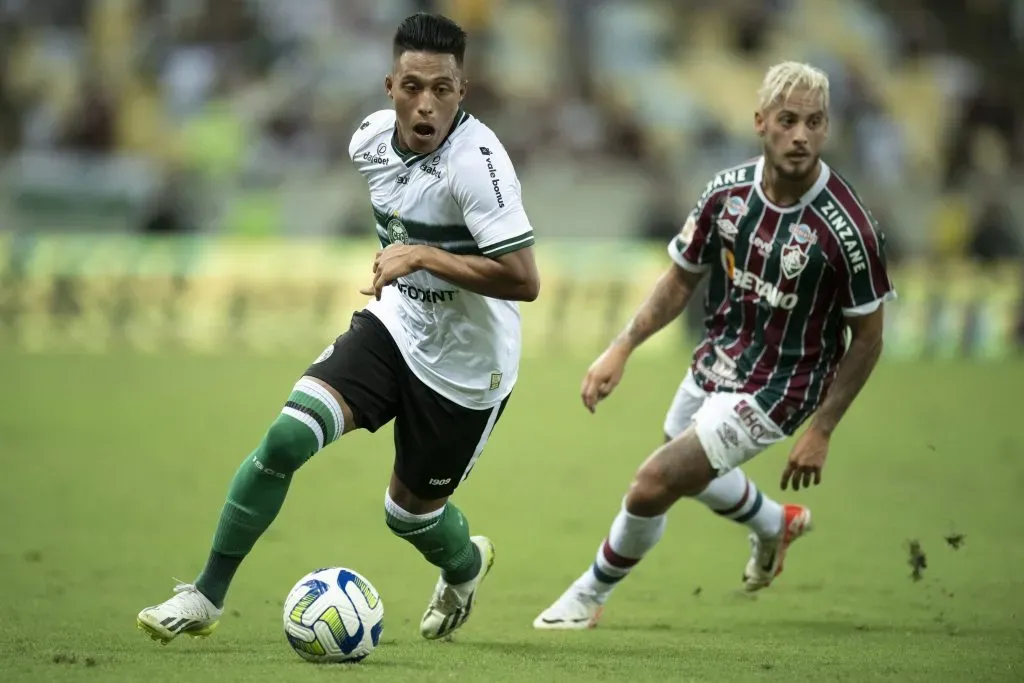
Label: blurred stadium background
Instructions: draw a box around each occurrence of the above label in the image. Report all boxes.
[0,0,1022,356]
[2,2,1024,681]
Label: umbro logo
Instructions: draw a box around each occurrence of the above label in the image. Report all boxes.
[479,146,491,155]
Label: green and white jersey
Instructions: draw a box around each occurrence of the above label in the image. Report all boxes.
[349,109,535,410]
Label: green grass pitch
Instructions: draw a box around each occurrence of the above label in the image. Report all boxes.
[1,352,1022,682]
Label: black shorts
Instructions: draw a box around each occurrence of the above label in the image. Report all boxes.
[303,310,510,499]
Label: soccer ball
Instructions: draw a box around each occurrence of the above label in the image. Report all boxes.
[282,567,384,663]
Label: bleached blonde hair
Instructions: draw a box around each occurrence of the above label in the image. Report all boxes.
[757,61,830,114]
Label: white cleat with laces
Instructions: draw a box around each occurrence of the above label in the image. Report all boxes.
[420,536,495,640]
[532,581,605,630]
[137,582,223,644]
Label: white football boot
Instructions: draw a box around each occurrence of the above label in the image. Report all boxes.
[532,579,605,630]
[743,503,813,591]
[137,582,223,644]
[420,536,495,640]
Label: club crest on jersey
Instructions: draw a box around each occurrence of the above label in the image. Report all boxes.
[724,196,749,217]
[780,243,809,279]
[387,217,409,245]
[780,223,816,279]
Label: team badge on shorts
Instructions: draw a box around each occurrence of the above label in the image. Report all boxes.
[387,217,409,245]
[314,344,334,363]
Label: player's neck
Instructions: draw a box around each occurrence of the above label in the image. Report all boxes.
[761,159,822,207]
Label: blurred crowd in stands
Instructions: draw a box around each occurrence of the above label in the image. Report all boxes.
[0,0,1022,269]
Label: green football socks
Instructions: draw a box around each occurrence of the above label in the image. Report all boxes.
[385,498,482,585]
[196,414,320,607]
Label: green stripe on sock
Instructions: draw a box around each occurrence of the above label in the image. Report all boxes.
[288,390,338,443]
[385,503,481,584]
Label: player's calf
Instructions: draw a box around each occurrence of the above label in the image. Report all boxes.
[192,377,349,609]
[383,479,492,640]
[535,426,710,625]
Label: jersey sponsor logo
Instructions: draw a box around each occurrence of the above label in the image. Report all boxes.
[733,400,781,441]
[700,169,752,202]
[483,155,505,208]
[395,282,458,303]
[731,264,799,310]
[780,223,817,280]
[419,154,443,180]
[750,232,774,256]
[716,217,738,242]
[363,143,390,166]
[819,201,866,273]
[700,347,743,389]
[387,218,409,244]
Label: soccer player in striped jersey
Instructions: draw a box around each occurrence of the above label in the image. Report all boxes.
[534,61,895,629]
[138,13,540,644]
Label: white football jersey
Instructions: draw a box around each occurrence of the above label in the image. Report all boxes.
[349,109,535,410]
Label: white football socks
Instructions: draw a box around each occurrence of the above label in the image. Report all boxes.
[579,500,667,599]
[696,467,782,539]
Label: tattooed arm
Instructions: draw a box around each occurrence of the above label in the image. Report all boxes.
[613,264,705,353]
[581,263,704,412]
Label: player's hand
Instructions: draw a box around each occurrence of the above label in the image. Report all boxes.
[780,426,829,491]
[580,344,630,414]
[359,244,425,300]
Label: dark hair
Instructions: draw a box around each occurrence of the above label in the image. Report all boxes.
[393,13,467,65]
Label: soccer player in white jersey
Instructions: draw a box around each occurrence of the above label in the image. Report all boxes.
[137,13,539,644]
[534,61,894,629]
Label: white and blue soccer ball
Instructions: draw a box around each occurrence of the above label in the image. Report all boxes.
[282,567,384,663]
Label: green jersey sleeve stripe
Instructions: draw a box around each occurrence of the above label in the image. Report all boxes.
[481,233,535,257]
[480,231,534,254]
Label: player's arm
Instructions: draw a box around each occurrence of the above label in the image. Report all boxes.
[612,262,703,354]
[808,308,884,436]
[436,138,540,301]
[413,242,540,301]
[581,204,715,413]
[812,209,896,436]
[782,207,896,489]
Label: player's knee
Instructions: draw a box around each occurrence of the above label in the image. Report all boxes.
[258,415,319,475]
[626,463,675,516]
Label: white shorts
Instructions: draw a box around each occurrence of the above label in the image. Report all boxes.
[662,370,786,475]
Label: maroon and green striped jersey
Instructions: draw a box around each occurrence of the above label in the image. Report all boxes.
[668,157,895,435]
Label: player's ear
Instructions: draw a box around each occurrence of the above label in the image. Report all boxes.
[385,74,394,100]
[753,110,766,138]
[458,77,468,103]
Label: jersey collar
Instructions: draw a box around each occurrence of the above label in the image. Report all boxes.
[390,108,471,166]
[753,155,831,214]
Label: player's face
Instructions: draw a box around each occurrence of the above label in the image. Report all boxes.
[755,89,828,183]
[386,51,466,154]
